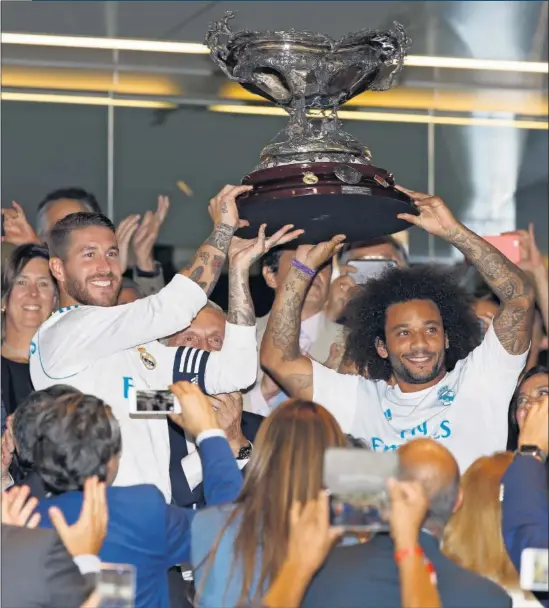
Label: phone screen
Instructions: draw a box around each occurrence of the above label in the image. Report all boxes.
[96,563,136,608]
[130,389,181,415]
[347,259,397,284]
[482,235,521,265]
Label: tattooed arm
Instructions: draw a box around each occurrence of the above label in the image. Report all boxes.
[261,236,346,400]
[180,185,252,296]
[396,186,535,355]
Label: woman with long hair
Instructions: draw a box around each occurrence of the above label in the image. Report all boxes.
[1,244,57,415]
[192,399,348,607]
[442,452,543,607]
[507,366,548,451]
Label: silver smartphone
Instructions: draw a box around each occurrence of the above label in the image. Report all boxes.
[128,389,181,416]
[323,448,398,532]
[520,548,549,592]
[96,563,136,608]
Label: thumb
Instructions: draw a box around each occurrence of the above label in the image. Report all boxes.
[397,213,421,227]
[12,201,24,214]
[49,506,70,537]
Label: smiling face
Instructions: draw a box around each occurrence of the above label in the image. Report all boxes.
[516,372,549,430]
[51,226,122,307]
[377,299,448,390]
[5,257,56,330]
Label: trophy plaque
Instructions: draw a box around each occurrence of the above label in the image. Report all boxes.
[206,11,418,244]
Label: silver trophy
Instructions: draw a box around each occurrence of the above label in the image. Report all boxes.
[205,11,418,244]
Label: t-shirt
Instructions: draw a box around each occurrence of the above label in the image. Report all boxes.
[312,323,528,472]
[29,275,258,502]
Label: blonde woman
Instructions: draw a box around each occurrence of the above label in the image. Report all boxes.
[443,452,542,607]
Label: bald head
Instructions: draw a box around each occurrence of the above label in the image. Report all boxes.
[166,301,226,351]
[398,438,461,533]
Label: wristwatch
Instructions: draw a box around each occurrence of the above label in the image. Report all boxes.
[515,445,547,463]
[236,441,253,461]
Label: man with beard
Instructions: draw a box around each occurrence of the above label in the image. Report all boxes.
[261,187,535,472]
[29,184,300,501]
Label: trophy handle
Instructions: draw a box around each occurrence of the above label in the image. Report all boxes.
[370,21,412,91]
[204,10,238,80]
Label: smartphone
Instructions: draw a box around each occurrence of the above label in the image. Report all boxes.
[520,548,549,592]
[347,258,397,285]
[323,448,398,533]
[128,389,181,416]
[96,563,136,608]
[483,235,521,265]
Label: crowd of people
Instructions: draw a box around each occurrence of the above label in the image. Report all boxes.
[1,182,548,608]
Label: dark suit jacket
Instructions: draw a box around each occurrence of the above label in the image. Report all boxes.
[1,523,94,608]
[502,456,549,608]
[302,532,512,608]
[35,436,242,608]
[168,411,264,507]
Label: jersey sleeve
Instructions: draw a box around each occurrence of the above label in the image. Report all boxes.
[36,275,207,378]
[311,360,361,433]
[148,322,258,395]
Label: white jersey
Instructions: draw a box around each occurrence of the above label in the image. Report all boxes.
[30,275,258,501]
[312,323,527,472]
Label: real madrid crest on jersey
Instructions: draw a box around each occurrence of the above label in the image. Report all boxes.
[437,386,456,406]
[138,347,157,370]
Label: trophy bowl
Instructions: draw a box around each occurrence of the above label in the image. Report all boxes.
[206,11,418,244]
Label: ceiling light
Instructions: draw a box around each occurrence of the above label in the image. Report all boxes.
[208,104,548,130]
[1,92,176,109]
[1,33,547,73]
[1,33,209,54]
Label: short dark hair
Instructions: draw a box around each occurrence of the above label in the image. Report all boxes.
[37,188,102,240]
[33,391,121,493]
[12,385,82,467]
[1,243,53,307]
[342,264,481,381]
[47,212,116,259]
[507,365,549,450]
[262,247,285,274]
[342,235,409,265]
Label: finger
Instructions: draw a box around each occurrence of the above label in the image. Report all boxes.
[18,496,38,526]
[264,224,296,246]
[226,185,253,199]
[11,201,25,215]
[10,485,31,517]
[213,185,237,201]
[328,526,344,543]
[275,229,305,246]
[237,219,250,229]
[49,506,69,535]
[26,512,41,529]
[157,196,170,224]
[397,213,420,226]
[528,222,538,247]
[289,500,302,528]
[394,185,431,200]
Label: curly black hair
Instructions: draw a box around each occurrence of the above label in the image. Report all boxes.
[342,264,481,381]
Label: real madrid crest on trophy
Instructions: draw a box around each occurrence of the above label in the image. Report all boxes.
[205,11,418,244]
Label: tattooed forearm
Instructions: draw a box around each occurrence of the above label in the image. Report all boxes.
[205,223,236,253]
[227,267,256,326]
[446,223,535,354]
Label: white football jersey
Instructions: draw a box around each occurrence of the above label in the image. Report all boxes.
[30,275,258,502]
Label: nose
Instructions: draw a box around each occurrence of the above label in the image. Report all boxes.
[27,282,39,298]
[95,256,112,273]
[410,331,428,349]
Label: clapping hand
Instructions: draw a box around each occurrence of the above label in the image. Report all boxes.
[2,485,41,528]
[115,215,141,274]
[132,195,170,272]
[169,381,220,437]
[1,202,40,245]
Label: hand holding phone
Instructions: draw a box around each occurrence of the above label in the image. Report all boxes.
[168,381,220,437]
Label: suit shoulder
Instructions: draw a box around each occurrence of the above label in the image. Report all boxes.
[108,483,165,505]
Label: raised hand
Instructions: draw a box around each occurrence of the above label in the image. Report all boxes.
[132,195,170,272]
[395,186,459,239]
[518,397,548,454]
[115,214,140,273]
[1,202,40,245]
[169,381,220,438]
[2,485,41,528]
[49,476,108,557]
[208,185,252,231]
[286,491,343,576]
[502,223,545,274]
[295,235,346,271]
[229,223,304,271]
[387,478,429,548]
[209,392,247,454]
[323,264,357,322]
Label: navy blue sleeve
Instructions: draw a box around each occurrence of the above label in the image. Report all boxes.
[199,436,243,506]
[172,347,210,394]
[501,456,549,608]
[164,503,196,567]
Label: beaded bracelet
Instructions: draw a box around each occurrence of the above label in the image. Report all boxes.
[291,259,316,277]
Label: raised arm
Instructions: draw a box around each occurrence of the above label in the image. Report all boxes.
[180,185,252,296]
[260,236,346,401]
[397,186,535,355]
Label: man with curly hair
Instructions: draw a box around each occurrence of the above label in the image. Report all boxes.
[261,187,535,472]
